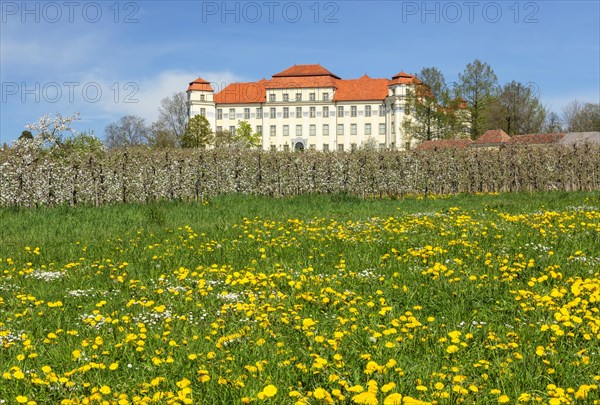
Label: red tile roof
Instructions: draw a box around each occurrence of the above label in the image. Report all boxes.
[187,77,214,92]
[472,129,512,145]
[334,76,389,101]
[205,65,426,103]
[508,133,565,145]
[214,80,267,104]
[265,76,339,89]
[272,64,341,79]
[389,71,422,86]
[416,139,473,150]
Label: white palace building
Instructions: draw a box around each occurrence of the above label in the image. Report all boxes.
[187,64,435,151]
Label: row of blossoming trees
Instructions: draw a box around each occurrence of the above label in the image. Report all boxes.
[1,142,598,207]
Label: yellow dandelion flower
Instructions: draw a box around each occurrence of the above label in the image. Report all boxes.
[446,345,459,354]
[498,395,510,403]
[383,393,403,405]
[381,382,396,393]
[262,384,277,398]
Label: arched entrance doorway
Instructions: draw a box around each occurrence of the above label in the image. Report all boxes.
[294,142,305,151]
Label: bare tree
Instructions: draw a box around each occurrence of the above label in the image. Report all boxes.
[147,121,178,148]
[485,81,546,135]
[562,101,600,132]
[543,111,563,133]
[157,92,188,145]
[104,115,149,149]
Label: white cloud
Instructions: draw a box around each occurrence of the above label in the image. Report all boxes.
[76,69,247,124]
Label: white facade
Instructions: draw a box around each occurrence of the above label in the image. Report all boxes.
[187,65,426,151]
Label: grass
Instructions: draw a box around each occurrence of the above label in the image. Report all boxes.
[0,191,599,404]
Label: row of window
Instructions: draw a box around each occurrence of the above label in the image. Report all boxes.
[269,143,387,152]
[215,123,387,137]
[269,92,329,103]
[215,105,388,120]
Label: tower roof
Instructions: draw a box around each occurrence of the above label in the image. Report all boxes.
[389,71,421,85]
[187,77,214,92]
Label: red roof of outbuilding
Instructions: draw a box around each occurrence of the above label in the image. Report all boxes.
[508,133,565,145]
[473,129,512,145]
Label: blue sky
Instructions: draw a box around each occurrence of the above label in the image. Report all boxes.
[1,0,599,144]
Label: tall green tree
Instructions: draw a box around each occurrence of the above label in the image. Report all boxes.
[181,115,213,148]
[455,59,498,139]
[485,81,546,135]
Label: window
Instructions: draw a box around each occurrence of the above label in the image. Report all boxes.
[309,144,316,150]
[379,123,386,135]
[310,124,316,136]
[270,145,277,151]
[337,106,344,117]
[270,107,276,118]
[309,93,315,101]
[351,124,357,135]
[365,105,371,117]
[229,126,235,134]
[310,107,316,118]
[351,106,357,117]
[323,92,329,101]
[380,143,386,150]
[256,125,263,134]
[323,124,329,136]
[283,144,289,151]
[296,125,302,136]
[323,106,329,117]
[365,123,372,135]
[404,102,410,114]
[323,143,329,151]
[351,143,357,151]
[379,105,385,117]
[229,108,235,120]
[296,93,302,101]
[270,125,276,136]
[296,107,302,118]
[337,124,344,135]
[283,107,289,118]
[200,108,206,117]
[256,107,263,119]
[244,108,250,120]
[200,94,205,101]
[283,125,289,136]
[391,122,395,133]
[269,94,276,102]
[283,93,289,102]
[216,126,223,132]
[217,109,223,120]
[337,144,344,152]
